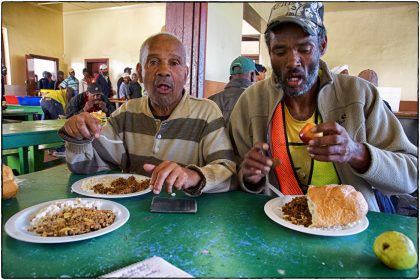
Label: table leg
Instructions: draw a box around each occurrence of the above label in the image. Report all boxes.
[18,147,30,174]
[29,146,44,173]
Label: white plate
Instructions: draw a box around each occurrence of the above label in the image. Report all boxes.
[71,174,151,198]
[4,198,129,243]
[264,196,369,236]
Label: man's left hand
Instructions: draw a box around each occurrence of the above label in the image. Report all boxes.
[143,161,202,194]
[307,122,371,173]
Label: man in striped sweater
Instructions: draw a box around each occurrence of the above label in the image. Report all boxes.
[60,33,236,196]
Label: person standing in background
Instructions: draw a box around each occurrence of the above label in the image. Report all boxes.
[60,68,79,97]
[38,71,54,90]
[2,65,7,110]
[117,67,132,96]
[96,64,113,98]
[209,56,256,125]
[79,68,93,93]
[128,72,142,99]
[118,73,130,99]
[54,71,65,90]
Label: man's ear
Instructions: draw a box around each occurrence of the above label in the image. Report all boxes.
[320,36,328,56]
[184,65,189,82]
[136,62,143,83]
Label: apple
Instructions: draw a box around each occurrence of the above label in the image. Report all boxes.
[373,231,418,270]
[299,123,322,144]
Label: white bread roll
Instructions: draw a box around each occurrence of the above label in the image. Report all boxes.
[307,184,368,227]
[2,164,19,199]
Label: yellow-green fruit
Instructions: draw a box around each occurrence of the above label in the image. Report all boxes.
[373,231,418,270]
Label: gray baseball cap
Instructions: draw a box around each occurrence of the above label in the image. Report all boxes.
[265,2,324,36]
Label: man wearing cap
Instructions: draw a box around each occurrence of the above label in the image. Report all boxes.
[116,67,132,97]
[229,2,417,211]
[60,32,235,196]
[65,83,115,118]
[209,56,256,125]
[96,64,113,98]
[59,68,79,97]
[118,72,131,99]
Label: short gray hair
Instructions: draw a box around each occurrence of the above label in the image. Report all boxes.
[139,32,187,66]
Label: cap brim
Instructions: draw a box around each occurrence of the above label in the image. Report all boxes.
[265,17,316,36]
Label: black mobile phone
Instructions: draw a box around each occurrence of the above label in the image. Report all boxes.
[150,197,197,214]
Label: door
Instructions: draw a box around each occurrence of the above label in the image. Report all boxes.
[85,58,109,80]
[25,54,59,96]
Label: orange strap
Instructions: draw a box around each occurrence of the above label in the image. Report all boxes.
[271,102,303,195]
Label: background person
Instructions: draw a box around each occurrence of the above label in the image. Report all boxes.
[116,67,132,96]
[128,72,142,99]
[209,56,256,125]
[65,83,115,118]
[60,32,236,196]
[60,68,79,97]
[96,64,113,98]
[228,2,417,212]
[118,73,130,99]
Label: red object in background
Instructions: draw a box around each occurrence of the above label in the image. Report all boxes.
[5,96,18,104]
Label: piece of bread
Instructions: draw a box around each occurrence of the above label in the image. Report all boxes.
[307,184,368,227]
[2,164,18,199]
[90,110,106,120]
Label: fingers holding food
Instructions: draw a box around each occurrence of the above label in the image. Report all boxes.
[299,123,323,144]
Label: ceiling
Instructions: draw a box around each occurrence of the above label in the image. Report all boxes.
[35,2,141,13]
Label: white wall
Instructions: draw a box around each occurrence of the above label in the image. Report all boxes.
[206,3,243,83]
[63,3,166,91]
[323,3,418,101]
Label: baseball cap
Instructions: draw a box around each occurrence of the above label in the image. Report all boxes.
[331,65,349,74]
[230,56,256,75]
[68,68,75,73]
[87,84,103,95]
[265,2,324,36]
[99,64,108,70]
[124,67,132,72]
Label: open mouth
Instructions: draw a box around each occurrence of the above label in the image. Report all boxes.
[286,73,304,88]
[156,83,172,93]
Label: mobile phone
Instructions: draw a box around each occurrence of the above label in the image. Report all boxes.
[150,197,197,214]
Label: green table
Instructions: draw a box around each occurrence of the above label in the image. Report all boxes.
[5,104,44,115]
[2,119,66,174]
[2,109,37,121]
[1,165,418,278]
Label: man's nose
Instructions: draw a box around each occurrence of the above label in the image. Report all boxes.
[157,62,171,77]
[286,50,302,69]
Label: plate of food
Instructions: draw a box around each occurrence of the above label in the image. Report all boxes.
[4,198,129,243]
[264,184,369,236]
[71,174,151,198]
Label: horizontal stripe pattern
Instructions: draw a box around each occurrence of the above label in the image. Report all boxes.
[65,93,236,195]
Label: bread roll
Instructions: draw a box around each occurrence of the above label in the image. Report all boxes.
[307,184,368,227]
[90,110,106,120]
[2,164,18,199]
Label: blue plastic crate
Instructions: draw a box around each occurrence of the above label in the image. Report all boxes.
[17,96,42,106]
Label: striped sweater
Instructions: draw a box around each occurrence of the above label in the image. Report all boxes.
[63,92,236,196]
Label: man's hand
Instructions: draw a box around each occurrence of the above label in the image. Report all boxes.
[63,112,102,140]
[144,161,202,194]
[241,142,273,185]
[96,100,108,112]
[307,122,371,173]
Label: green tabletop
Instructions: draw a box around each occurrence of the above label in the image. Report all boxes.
[5,104,44,115]
[2,119,65,150]
[2,119,66,174]
[2,165,418,278]
[2,109,37,121]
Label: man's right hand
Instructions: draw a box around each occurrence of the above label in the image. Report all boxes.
[241,142,273,185]
[63,112,102,140]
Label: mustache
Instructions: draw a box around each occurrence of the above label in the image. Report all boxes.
[284,68,305,78]
[154,77,173,88]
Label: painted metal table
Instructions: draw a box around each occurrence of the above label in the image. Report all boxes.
[4,104,44,119]
[1,165,418,278]
[2,119,66,174]
[2,109,37,121]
